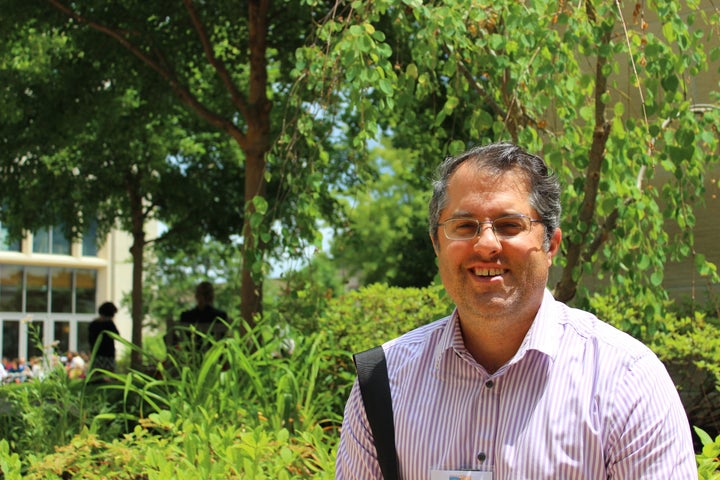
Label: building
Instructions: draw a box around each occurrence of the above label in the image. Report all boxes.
[0,223,135,365]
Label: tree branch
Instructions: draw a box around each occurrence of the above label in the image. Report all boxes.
[182,0,250,119]
[45,0,249,149]
[553,24,613,302]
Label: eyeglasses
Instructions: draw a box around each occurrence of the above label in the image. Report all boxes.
[437,214,543,241]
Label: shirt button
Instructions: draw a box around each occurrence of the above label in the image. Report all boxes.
[485,380,494,389]
[477,452,487,462]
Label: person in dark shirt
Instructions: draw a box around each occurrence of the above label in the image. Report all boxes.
[88,302,120,377]
[175,281,229,353]
[180,281,228,325]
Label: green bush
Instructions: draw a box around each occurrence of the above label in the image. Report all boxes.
[5,418,334,479]
[318,282,454,354]
[0,362,128,459]
[650,312,720,442]
[696,427,720,479]
[0,318,343,478]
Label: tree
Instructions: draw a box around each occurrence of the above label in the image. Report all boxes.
[0,1,353,359]
[331,140,437,288]
[303,0,720,324]
[0,16,251,366]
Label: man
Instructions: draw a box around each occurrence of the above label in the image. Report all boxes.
[336,143,696,479]
[179,281,228,325]
[88,301,121,377]
[174,281,229,350]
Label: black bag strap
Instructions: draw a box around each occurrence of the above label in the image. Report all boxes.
[353,346,399,480]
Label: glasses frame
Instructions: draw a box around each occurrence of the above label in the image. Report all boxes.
[437,214,544,241]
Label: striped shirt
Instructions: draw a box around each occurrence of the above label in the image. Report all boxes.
[336,290,697,479]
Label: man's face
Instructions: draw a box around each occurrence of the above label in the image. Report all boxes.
[433,163,561,326]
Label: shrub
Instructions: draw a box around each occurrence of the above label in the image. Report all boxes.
[318,282,454,354]
[0,317,343,478]
[650,312,720,443]
[8,418,334,479]
[696,427,720,479]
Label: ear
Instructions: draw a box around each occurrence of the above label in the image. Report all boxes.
[546,228,562,263]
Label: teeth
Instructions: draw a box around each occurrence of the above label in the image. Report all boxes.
[474,268,504,277]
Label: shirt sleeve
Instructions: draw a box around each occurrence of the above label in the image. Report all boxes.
[605,353,697,479]
[335,379,384,479]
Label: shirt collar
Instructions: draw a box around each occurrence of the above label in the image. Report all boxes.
[434,289,562,373]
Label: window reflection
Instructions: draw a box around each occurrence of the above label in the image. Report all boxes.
[32,226,71,255]
[0,223,20,252]
[75,270,96,314]
[0,265,23,311]
[32,227,51,254]
[2,320,19,360]
[26,266,49,313]
[53,321,70,356]
[82,222,98,257]
[52,226,71,255]
[77,322,91,356]
[51,268,73,313]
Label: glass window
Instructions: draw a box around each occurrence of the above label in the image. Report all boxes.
[27,320,45,359]
[53,321,70,356]
[77,321,91,356]
[51,268,73,313]
[0,223,20,252]
[82,222,98,257]
[26,266,49,313]
[52,226,71,255]
[32,226,71,255]
[32,227,51,254]
[75,270,96,314]
[0,265,23,311]
[2,320,19,360]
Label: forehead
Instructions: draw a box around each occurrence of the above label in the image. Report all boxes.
[444,163,532,213]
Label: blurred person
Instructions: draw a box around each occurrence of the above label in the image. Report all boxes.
[88,301,121,377]
[66,351,85,380]
[179,281,229,326]
[173,281,229,351]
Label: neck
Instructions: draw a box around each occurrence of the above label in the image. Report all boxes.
[458,314,534,374]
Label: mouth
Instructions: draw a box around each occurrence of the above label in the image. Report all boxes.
[473,267,506,278]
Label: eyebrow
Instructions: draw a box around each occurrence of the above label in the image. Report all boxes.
[446,210,526,220]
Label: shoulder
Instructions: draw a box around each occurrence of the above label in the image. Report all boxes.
[552,302,675,402]
[556,302,655,362]
[382,316,451,373]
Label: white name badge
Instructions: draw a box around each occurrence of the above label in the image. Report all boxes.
[430,470,493,480]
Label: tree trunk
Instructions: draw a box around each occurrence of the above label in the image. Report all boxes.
[128,176,146,370]
[238,0,271,330]
[553,23,613,303]
[240,147,267,331]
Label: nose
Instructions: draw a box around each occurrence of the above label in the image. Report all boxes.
[473,224,501,252]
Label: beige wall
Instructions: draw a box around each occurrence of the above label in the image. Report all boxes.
[563,2,720,304]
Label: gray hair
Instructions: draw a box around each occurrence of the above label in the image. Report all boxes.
[429,142,561,250]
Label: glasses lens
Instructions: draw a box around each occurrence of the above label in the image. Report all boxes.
[444,219,479,240]
[492,216,531,239]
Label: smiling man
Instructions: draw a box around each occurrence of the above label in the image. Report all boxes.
[336,142,696,479]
